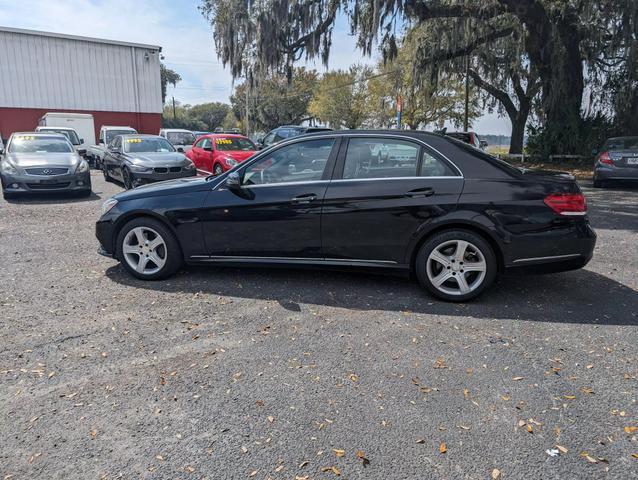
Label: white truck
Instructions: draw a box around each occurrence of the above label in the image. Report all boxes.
[87,126,137,168]
[38,112,95,150]
[159,129,196,153]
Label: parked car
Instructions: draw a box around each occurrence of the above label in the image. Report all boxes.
[35,126,86,155]
[96,130,595,301]
[101,134,197,189]
[38,112,95,148]
[159,129,196,153]
[593,136,638,188]
[446,131,486,150]
[86,126,138,169]
[257,125,333,149]
[186,134,257,175]
[193,131,212,138]
[1,132,91,199]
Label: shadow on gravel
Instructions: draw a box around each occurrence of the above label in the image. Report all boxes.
[584,182,638,232]
[4,191,102,204]
[106,264,638,326]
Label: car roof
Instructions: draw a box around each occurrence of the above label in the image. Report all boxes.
[200,133,249,138]
[37,126,76,131]
[12,131,68,137]
[162,128,193,133]
[119,134,162,138]
[298,129,440,140]
[103,126,135,130]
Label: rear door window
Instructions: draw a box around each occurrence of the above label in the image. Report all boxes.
[342,138,419,179]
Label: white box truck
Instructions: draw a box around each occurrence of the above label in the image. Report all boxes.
[38,113,95,149]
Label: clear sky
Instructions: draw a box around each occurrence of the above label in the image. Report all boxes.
[0,0,511,136]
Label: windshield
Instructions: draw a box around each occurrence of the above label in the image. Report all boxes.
[605,137,638,150]
[167,132,196,145]
[123,137,175,153]
[215,137,256,151]
[9,135,74,153]
[39,129,81,145]
[106,130,136,144]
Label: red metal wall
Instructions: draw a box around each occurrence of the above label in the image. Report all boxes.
[0,107,161,141]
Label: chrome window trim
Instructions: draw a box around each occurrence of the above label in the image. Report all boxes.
[330,176,463,183]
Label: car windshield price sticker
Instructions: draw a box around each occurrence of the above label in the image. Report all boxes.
[216,138,232,145]
[126,138,142,143]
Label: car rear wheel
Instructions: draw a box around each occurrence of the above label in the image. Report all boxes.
[415,230,497,302]
[116,218,182,280]
[213,164,224,176]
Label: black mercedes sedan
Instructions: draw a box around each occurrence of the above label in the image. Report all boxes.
[96,130,596,301]
[102,134,197,189]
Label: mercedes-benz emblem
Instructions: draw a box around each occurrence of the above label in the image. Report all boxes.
[42,169,53,175]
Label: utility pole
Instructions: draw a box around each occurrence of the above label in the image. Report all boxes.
[245,85,250,135]
[464,55,470,132]
[172,96,176,121]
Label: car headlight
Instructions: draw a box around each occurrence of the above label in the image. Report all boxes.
[75,160,89,173]
[128,164,151,173]
[184,160,196,170]
[223,157,238,167]
[1,161,18,175]
[101,198,118,216]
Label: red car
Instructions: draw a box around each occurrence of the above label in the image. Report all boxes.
[187,134,257,175]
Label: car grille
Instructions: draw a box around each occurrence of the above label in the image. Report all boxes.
[27,182,71,190]
[153,167,182,173]
[25,167,69,176]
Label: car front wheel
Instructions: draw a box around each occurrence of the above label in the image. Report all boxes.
[116,218,182,280]
[415,230,497,302]
[213,164,224,176]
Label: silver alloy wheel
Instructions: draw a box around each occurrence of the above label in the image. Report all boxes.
[426,239,487,296]
[122,226,167,275]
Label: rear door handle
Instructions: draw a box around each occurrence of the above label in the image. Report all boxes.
[291,194,317,204]
[405,187,435,198]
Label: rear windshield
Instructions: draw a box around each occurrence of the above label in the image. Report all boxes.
[9,135,73,153]
[442,135,523,175]
[605,137,638,150]
[106,130,136,144]
[215,137,256,151]
[39,129,80,145]
[124,137,175,153]
[167,131,196,145]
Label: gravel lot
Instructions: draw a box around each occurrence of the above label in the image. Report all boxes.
[1,172,637,480]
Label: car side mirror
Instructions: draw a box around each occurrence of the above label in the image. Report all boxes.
[99,139,104,144]
[203,145,213,152]
[78,149,87,156]
[80,138,84,144]
[226,171,241,189]
[591,148,598,156]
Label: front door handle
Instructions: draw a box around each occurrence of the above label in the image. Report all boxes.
[405,187,435,198]
[291,194,317,204]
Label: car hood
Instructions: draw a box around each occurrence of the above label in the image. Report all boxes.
[114,176,210,200]
[125,152,189,166]
[6,152,80,168]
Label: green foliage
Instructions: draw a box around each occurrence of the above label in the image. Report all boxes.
[160,64,181,105]
[308,66,371,129]
[231,68,318,132]
[161,101,232,131]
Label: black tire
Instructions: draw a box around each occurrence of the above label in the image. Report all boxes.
[213,164,224,176]
[122,168,133,190]
[102,164,112,182]
[116,217,182,280]
[593,179,604,188]
[415,229,497,302]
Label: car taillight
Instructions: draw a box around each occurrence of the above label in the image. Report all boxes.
[544,193,587,216]
[599,151,613,165]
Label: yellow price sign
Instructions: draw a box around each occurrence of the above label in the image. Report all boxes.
[126,138,142,143]
[16,135,36,141]
[215,138,233,145]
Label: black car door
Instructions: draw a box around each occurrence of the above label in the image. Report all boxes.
[321,135,465,266]
[200,137,340,259]
[103,136,123,181]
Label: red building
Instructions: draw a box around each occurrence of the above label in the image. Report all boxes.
[0,27,163,142]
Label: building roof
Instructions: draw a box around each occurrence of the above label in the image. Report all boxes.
[0,26,161,51]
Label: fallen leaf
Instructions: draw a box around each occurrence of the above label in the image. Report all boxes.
[624,426,637,434]
[348,373,358,382]
[333,449,345,457]
[580,387,594,394]
[185,466,195,473]
[512,377,524,381]
[564,395,576,400]
[299,460,308,468]
[355,450,370,467]
[267,416,275,423]
[491,469,501,479]
[274,465,284,472]
[155,455,164,461]
[416,438,425,444]
[556,445,568,454]
[90,429,97,438]
[433,357,448,369]
[321,466,341,476]
[439,442,447,454]
[249,470,258,477]
[631,453,638,459]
